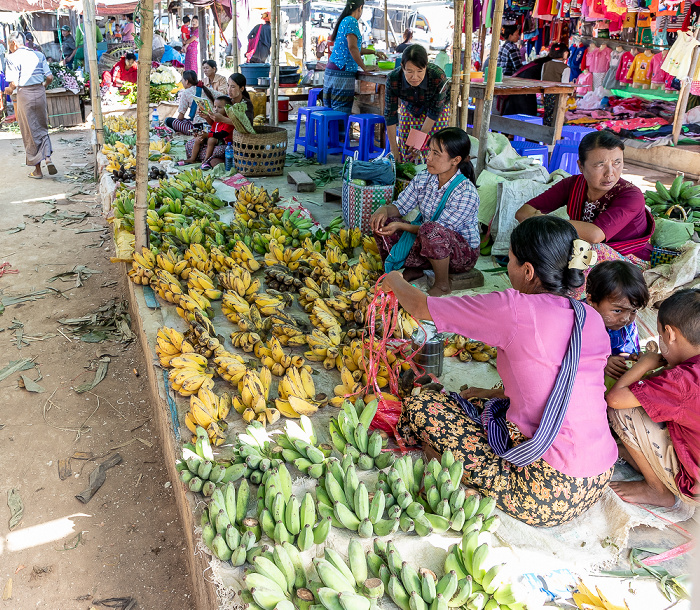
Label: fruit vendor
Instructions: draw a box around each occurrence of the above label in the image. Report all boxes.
[164,70,207,135]
[200,73,254,132]
[370,128,480,296]
[384,44,450,163]
[516,130,654,297]
[382,215,617,527]
[101,52,138,88]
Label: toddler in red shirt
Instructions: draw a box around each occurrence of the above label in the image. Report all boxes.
[183,96,233,169]
[606,289,700,508]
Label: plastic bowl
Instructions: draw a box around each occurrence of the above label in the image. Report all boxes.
[378,61,395,70]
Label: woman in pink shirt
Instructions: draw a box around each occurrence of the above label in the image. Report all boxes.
[121,13,135,44]
[383,216,617,526]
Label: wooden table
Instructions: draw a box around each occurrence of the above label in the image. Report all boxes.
[354,72,579,144]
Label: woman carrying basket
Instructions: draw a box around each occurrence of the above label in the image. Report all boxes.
[370,127,480,296]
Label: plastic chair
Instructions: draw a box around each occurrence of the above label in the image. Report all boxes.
[305,110,347,163]
[511,141,548,166]
[294,106,332,153]
[548,141,581,175]
[342,114,390,161]
[307,88,324,107]
[561,125,596,143]
[503,114,543,142]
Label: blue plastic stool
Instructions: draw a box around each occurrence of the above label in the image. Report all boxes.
[294,106,332,153]
[503,114,543,142]
[307,88,324,107]
[548,141,581,175]
[561,125,595,143]
[512,141,548,166]
[306,110,347,163]
[342,114,390,161]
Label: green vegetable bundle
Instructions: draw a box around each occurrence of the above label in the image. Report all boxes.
[226,102,256,134]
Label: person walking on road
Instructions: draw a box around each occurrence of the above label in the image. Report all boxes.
[4,33,57,179]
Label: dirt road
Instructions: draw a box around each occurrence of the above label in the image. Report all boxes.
[0,128,194,609]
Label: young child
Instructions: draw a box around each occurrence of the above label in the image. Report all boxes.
[586,260,650,380]
[606,289,700,507]
[185,96,234,169]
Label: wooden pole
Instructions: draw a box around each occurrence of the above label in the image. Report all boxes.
[302,0,309,67]
[232,0,239,72]
[82,0,104,148]
[449,0,464,127]
[384,0,389,52]
[213,10,219,65]
[270,0,279,126]
[460,0,473,129]
[672,29,700,146]
[475,0,505,175]
[134,0,154,253]
[479,24,486,67]
[198,7,207,67]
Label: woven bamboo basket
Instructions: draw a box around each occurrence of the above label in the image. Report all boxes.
[231,126,288,177]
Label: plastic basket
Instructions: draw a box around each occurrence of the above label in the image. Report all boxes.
[650,246,681,267]
[394,177,411,200]
[231,126,287,177]
[341,157,395,234]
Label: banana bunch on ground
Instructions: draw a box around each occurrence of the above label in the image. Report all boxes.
[443,507,524,610]
[644,175,700,216]
[257,463,331,550]
[305,328,341,370]
[393,309,421,340]
[444,336,497,363]
[210,246,242,274]
[180,243,214,279]
[104,115,137,133]
[265,265,307,293]
[264,240,307,270]
[258,336,305,377]
[155,249,187,274]
[298,277,335,313]
[237,367,280,426]
[149,140,172,156]
[332,366,365,407]
[307,247,350,287]
[187,268,223,300]
[231,304,268,350]
[214,351,249,386]
[185,310,227,358]
[184,386,231,445]
[329,399,393,471]
[325,227,363,255]
[274,416,333,479]
[166,167,219,197]
[168,352,215,396]
[235,184,281,220]
[253,209,317,251]
[275,366,320,418]
[219,266,262,302]
[201,478,261,565]
[104,140,136,172]
[127,246,157,285]
[367,538,477,610]
[221,290,252,325]
[311,539,384,610]
[156,326,196,366]
[176,291,213,324]
[230,240,262,273]
[231,421,283,484]
[573,580,631,610]
[176,427,247,494]
[309,215,345,244]
[255,290,294,314]
[316,454,398,537]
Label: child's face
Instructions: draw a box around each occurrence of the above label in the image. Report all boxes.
[657,321,682,366]
[214,99,226,113]
[587,294,638,330]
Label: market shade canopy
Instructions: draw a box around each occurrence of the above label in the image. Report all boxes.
[0,0,60,11]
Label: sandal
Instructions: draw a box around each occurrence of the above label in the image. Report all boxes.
[201,161,212,170]
[45,160,57,175]
[28,172,43,179]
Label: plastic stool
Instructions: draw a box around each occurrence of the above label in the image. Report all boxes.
[548,141,581,175]
[342,113,390,161]
[512,141,548,166]
[294,106,332,153]
[503,114,542,142]
[561,125,595,143]
[308,88,324,107]
[305,110,347,164]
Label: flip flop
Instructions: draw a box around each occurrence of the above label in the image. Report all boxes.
[201,162,212,170]
[46,160,57,175]
[28,172,43,179]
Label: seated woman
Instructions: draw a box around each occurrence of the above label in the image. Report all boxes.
[164,70,206,135]
[370,128,480,296]
[182,96,233,168]
[383,216,617,527]
[516,130,654,292]
[385,44,450,163]
[202,59,228,94]
[101,52,138,88]
[198,73,254,133]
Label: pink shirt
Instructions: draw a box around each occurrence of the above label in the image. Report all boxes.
[428,290,618,478]
[649,51,668,84]
[588,46,612,73]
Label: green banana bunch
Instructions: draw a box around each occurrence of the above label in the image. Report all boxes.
[200,478,260,565]
[276,416,333,479]
[257,463,331,551]
[645,176,700,217]
[317,454,399,538]
[230,421,283,485]
[420,451,470,533]
[176,426,247,496]
[329,398,395,471]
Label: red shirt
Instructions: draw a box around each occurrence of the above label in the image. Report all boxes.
[181,25,191,41]
[527,176,652,260]
[209,122,234,142]
[629,354,700,498]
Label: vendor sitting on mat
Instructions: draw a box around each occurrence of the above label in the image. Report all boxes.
[515,130,654,294]
[182,96,233,169]
[101,52,138,88]
[382,215,616,527]
[370,127,480,296]
[384,44,450,163]
[607,289,700,509]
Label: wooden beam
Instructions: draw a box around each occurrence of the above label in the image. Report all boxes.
[672,29,700,146]
[488,115,555,143]
[449,0,464,127]
[198,7,207,67]
[301,0,309,68]
[460,0,473,130]
[82,0,104,148]
[475,0,505,175]
[232,0,239,72]
[384,0,389,51]
[134,0,154,252]
[270,0,280,126]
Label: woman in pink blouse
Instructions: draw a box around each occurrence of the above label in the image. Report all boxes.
[121,14,135,44]
[383,216,617,526]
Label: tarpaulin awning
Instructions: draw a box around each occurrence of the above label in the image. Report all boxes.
[0,0,61,11]
[95,1,138,15]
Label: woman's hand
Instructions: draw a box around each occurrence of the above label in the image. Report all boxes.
[380,270,405,294]
[376,51,388,60]
[460,387,505,400]
[370,206,389,232]
[376,221,407,236]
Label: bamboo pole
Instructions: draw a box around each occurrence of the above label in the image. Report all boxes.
[232,0,239,72]
[475,0,505,175]
[460,0,473,129]
[134,0,154,252]
[479,24,486,67]
[82,0,104,149]
[270,0,280,126]
[301,0,309,67]
[384,0,389,52]
[449,0,464,127]
[198,7,207,67]
[672,29,700,146]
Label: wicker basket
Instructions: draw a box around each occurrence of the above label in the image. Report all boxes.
[231,126,287,177]
[650,246,681,267]
[394,177,411,200]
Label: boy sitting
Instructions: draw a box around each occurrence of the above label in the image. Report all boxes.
[606,289,700,507]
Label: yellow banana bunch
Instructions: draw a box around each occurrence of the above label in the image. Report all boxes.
[234,184,279,220]
[393,309,420,339]
[127,260,154,285]
[330,366,364,407]
[214,351,248,386]
[104,115,136,133]
[149,140,171,154]
[155,250,180,274]
[297,277,333,312]
[270,320,306,347]
[156,327,195,367]
[275,366,319,418]
[187,268,222,300]
[230,241,261,273]
[168,352,213,396]
[230,330,262,353]
[444,336,497,362]
[184,387,231,445]
[175,290,212,322]
[305,328,340,370]
[236,303,265,338]
[573,580,630,610]
[238,367,279,426]
[209,246,240,273]
[220,268,260,303]
[253,291,290,316]
[182,243,213,277]
[263,241,305,271]
[326,227,362,253]
[259,336,305,377]
[221,290,250,324]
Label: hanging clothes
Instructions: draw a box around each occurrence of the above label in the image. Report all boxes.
[662,30,700,76]
[626,52,653,86]
[649,51,669,85]
[569,43,586,79]
[602,48,623,88]
[616,50,636,84]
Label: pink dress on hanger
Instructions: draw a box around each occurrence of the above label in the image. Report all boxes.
[649,51,668,85]
[576,71,594,94]
[616,51,635,84]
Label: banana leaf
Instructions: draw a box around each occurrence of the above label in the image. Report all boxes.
[651,216,694,250]
[226,102,256,135]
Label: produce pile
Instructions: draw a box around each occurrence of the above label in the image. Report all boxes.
[644,176,700,235]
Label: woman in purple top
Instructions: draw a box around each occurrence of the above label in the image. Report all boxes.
[382,216,617,526]
[183,16,200,74]
[516,131,654,296]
